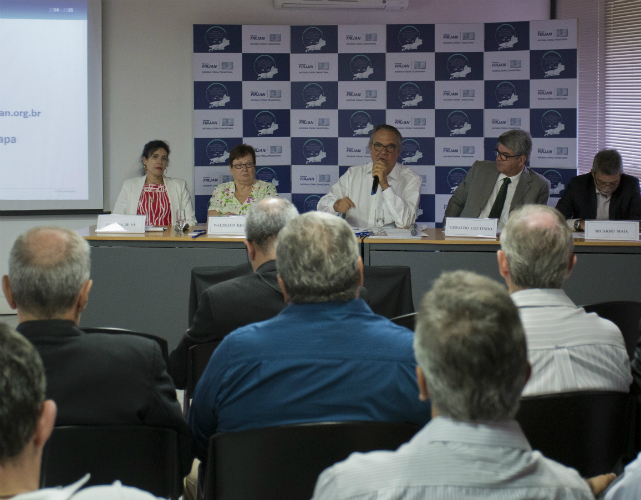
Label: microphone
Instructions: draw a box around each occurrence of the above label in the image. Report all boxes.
[371,175,379,195]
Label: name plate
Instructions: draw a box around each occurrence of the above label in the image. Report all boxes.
[444,217,498,238]
[97,214,146,233]
[584,220,640,241]
[207,216,246,236]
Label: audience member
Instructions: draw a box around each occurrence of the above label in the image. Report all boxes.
[1,227,192,477]
[169,197,299,388]
[498,205,632,396]
[189,211,430,460]
[311,271,614,500]
[0,322,159,500]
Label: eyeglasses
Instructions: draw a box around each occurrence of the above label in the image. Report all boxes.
[495,149,521,161]
[593,175,620,189]
[231,162,255,170]
[372,143,397,153]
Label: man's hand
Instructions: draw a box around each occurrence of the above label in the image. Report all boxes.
[586,473,616,497]
[333,197,356,214]
[372,160,390,191]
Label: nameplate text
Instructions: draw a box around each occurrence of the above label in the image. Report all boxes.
[584,220,639,241]
[207,216,246,235]
[444,217,498,238]
[97,215,146,233]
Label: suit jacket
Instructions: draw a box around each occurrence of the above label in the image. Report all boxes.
[555,172,641,220]
[16,320,193,478]
[443,160,550,222]
[169,260,286,389]
[113,175,197,226]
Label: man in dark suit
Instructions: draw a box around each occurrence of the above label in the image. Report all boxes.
[444,129,550,228]
[168,197,299,389]
[555,148,641,231]
[2,226,192,478]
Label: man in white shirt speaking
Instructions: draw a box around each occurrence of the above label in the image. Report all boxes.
[317,124,421,228]
[498,204,632,396]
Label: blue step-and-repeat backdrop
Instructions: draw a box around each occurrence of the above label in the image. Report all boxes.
[193,20,577,226]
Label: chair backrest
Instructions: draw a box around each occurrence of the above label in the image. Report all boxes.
[189,263,253,326]
[204,421,420,500]
[41,426,182,498]
[184,341,222,413]
[390,312,417,331]
[582,301,641,359]
[515,391,634,477]
[80,327,169,366]
[362,265,414,318]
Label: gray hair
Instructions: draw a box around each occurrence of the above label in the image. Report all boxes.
[368,124,403,149]
[500,205,573,289]
[0,323,46,463]
[592,149,623,176]
[276,212,360,303]
[245,198,299,253]
[497,129,532,161]
[414,271,527,422]
[8,227,91,318]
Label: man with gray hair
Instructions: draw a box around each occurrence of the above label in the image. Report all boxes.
[444,129,550,228]
[317,124,421,228]
[169,197,299,388]
[2,226,192,478]
[556,149,641,231]
[498,205,631,396]
[311,271,612,500]
[190,211,430,461]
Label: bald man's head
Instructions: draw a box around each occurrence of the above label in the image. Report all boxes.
[499,205,574,289]
[6,227,91,318]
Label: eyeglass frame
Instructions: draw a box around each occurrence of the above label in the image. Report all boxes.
[372,142,398,153]
[231,162,255,170]
[592,171,621,189]
[494,149,523,161]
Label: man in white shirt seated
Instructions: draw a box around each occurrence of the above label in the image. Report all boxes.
[311,271,614,500]
[0,323,158,500]
[316,124,421,228]
[498,204,632,396]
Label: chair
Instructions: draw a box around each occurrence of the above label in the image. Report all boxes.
[390,312,417,330]
[515,391,635,477]
[203,421,420,500]
[582,301,641,359]
[40,426,182,499]
[362,265,414,318]
[183,341,222,413]
[189,263,253,326]
[80,327,169,366]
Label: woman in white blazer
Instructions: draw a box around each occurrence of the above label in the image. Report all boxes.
[113,140,197,227]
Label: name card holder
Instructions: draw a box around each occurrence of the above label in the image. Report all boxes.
[584,220,640,241]
[207,216,246,236]
[97,215,146,233]
[444,217,498,238]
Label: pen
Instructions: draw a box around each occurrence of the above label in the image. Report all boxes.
[192,232,206,239]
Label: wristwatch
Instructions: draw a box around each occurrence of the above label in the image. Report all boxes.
[573,219,583,231]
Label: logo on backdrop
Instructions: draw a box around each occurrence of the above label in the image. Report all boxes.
[542,169,566,195]
[541,110,565,136]
[447,54,472,79]
[254,55,279,80]
[303,139,328,164]
[254,111,279,135]
[447,111,472,136]
[542,51,565,78]
[206,26,230,51]
[495,24,518,50]
[350,55,374,80]
[206,139,230,165]
[303,27,326,52]
[447,168,469,193]
[495,81,518,107]
[349,111,374,136]
[206,83,231,108]
[398,82,423,108]
[303,83,327,108]
[400,139,423,164]
[398,26,423,51]
[305,195,321,212]
[255,167,279,187]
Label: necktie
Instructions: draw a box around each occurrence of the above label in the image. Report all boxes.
[488,177,511,219]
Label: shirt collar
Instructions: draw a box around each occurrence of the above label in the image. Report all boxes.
[511,288,576,308]
[498,168,523,185]
[595,186,612,200]
[367,162,401,180]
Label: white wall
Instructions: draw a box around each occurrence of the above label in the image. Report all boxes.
[0,0,550,314]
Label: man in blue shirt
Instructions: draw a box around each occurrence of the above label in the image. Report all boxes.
[189,211,430,460]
